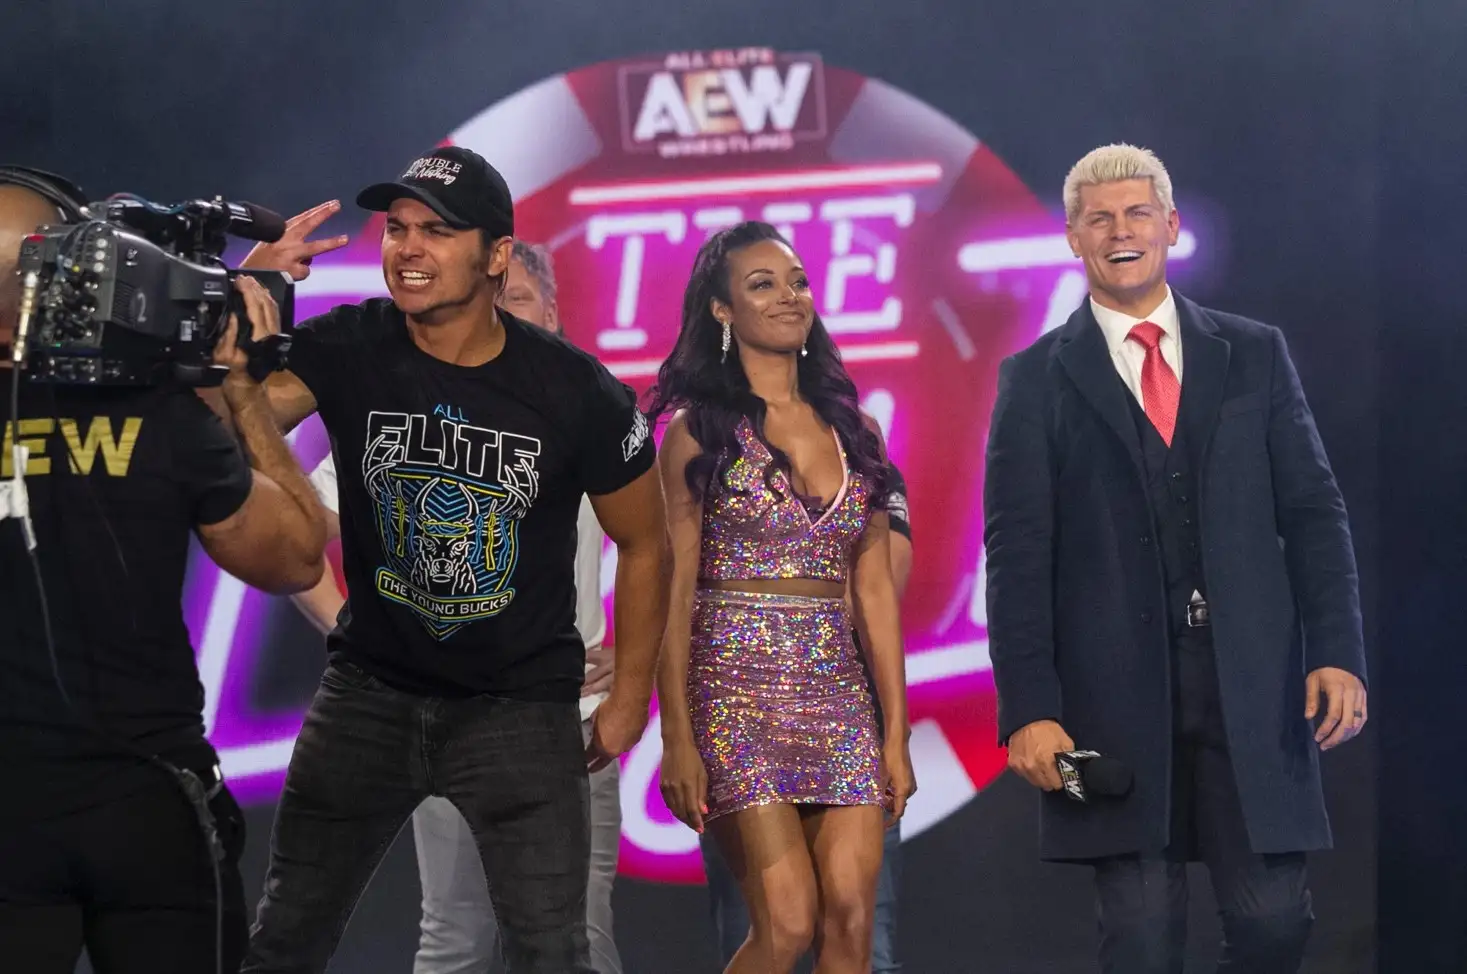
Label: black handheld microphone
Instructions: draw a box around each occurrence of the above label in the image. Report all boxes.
[99,195,287,243]
[210,200,286,243]
[1055,750,1134,803]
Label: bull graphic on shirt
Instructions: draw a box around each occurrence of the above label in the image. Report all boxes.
[360,409,541,640]
[408,478,484,596]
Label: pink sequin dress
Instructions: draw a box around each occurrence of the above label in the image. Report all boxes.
[690,418,883,821]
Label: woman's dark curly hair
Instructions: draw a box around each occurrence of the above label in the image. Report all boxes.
[645,221,886,504]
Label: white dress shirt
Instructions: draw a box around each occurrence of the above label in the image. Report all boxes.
[308,454,340,515]
[306,455,609,720]
[572,495,609,721]
[1089,286,1182,407]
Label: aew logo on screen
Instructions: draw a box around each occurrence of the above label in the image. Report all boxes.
[619,48,827,159]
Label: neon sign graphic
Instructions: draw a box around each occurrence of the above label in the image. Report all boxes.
[190,48,1201,884]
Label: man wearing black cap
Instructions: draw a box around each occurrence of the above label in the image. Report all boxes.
[236,147,671,974]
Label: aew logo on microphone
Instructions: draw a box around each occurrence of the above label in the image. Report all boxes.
[1056,750,1102,803]
[618,48,828,159]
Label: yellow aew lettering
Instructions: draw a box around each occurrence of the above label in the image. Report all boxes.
[1,417,144,477]
[60,417,144,475]
[2,419,55,475]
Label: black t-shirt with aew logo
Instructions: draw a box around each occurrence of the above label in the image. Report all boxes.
[288,301,654,702]
[0,384,252,821]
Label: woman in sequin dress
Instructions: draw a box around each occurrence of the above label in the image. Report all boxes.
[647,222,916,974]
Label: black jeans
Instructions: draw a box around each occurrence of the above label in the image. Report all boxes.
[0,769,248,974]
[1093,627,1314,974]
[243,660,593,974]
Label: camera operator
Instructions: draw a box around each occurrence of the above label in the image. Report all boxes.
[0,174,328,974]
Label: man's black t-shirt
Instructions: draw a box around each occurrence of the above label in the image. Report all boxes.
[0,382,253,822]
[884,463,911,541]
[861,461,911,731]
[287,300,655,701]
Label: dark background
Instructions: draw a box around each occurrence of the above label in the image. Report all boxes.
[4,0,1462,970]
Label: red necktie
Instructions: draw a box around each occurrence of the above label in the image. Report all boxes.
[1127,321,1180,446]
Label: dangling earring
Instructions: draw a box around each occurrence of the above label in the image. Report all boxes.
[720,319,731,362]
[800,341,808,358]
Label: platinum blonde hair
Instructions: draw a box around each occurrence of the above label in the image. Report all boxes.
[1063,144,1175,223]
[510,240,557,307]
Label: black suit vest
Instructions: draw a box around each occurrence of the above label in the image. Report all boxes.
[1124,383,1207,631]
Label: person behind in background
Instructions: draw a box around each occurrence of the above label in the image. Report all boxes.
[0,168,327,974]
[648,221,915,974]
[698,462,915,972]
[234,146,670,974]
[984,144,1368,973]
[289,241,626,974]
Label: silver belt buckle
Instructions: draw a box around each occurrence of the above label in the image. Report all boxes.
[1186,600,1210,628]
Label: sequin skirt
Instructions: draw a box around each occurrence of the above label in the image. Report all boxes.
[689,589,883,821]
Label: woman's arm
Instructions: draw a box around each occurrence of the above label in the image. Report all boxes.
[852,419,916,819]
[852,508,910,750]
[655,414,710,832]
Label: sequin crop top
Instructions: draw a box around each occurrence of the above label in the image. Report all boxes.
[698,419,873,584]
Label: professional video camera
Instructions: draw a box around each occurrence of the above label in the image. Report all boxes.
[12,194,294,386]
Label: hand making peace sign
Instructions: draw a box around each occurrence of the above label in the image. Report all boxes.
[240,200,351,281]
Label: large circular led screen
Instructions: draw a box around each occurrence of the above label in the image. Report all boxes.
[187,48,1197,884]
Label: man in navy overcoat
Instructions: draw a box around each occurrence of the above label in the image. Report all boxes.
[984,144,1368,974]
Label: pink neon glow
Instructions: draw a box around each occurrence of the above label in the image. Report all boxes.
[606,341,920,379]
[838,341,920,364]
[190,51,1223,887]
[568,162,944,206]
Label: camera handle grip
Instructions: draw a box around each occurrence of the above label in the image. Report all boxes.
[224,286,293,382]
[242,333,292,382]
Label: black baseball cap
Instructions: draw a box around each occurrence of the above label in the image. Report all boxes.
[356,146,514,238]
